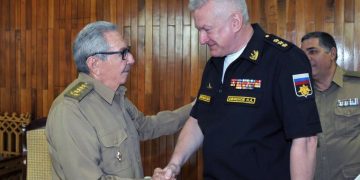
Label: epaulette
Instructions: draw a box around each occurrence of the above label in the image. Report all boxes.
[64,82,94,101]
[344,70,360,78]
[264,34,292,51]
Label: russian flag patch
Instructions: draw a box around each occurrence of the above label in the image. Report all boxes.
[292,73,313,98]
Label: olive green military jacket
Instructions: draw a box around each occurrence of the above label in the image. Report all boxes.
[46,73,192,180]
[314,66,360,180]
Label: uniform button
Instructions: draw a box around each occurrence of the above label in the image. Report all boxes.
[116,151,122,162]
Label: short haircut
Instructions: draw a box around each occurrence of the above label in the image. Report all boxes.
[188,0,249,24]
[301,32,337,52]
[73,21,118,74]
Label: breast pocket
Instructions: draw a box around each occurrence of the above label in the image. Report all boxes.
[342,162,360,179]
[334,106,360,137]
[98,129,132,175]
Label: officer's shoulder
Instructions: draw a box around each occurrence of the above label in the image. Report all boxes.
[64,82,94,102]
[344,70,360,78]
[264,34,293,51]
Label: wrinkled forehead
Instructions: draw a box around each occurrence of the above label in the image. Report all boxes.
[103,31,128,50]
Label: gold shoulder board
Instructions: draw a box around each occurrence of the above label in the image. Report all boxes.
[264,34,292,51]
[65,82,94,101]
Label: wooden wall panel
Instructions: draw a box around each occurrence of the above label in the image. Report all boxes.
[1,0,360,179]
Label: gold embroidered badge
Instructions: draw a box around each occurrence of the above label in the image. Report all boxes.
[227,96,256,104]
[199,94,211,103]
[298,84,311,97]
[65,82,93,101]
[249,50,259,61]
[292,73,313,98]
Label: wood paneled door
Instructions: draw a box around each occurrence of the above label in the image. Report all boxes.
[1,0,359,179]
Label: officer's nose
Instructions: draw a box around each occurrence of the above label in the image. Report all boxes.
[126,53,135,65]
[199,30,209,45]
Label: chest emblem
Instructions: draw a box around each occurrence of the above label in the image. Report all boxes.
[227,96,256,104]
[206,83,212,89]
[292,73,313,98]
[199,94,211,103]
[337,98,359,107]
[249,50,259,61]
[230,79,261,90]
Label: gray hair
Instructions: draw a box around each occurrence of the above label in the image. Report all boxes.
[73,21,118,73]
[188,0,249,23]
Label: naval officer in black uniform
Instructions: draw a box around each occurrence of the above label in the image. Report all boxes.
[152,0,322,179]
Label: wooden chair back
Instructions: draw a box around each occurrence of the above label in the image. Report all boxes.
[0,112,31,159]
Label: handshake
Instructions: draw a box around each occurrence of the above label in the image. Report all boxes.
[150,163,181,180]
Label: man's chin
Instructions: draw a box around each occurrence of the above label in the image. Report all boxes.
[209,48,226,57]
[210,52,224,57]
[209,50,219,57]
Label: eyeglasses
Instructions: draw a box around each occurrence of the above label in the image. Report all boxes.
[89,46,131,60]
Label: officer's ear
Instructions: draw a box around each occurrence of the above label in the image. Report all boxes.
[329,47,337,61]
[231,12,243,32]
[86,56,100,76]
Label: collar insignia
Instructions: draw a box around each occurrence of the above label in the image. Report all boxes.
[249,50,259,61]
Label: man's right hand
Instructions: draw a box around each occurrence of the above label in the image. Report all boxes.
[152,163,180,180]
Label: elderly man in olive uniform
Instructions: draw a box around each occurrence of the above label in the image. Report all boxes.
[301,32,360,180]
[45,21,192,180]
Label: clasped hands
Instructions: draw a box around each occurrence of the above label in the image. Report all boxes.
[152,163,180,180]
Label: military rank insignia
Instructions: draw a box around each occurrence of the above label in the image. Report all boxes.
[65,82,93,101]
[292,73,313,98]
[230,79,261,90]
[272,38,288,48]
[264,34,291,51]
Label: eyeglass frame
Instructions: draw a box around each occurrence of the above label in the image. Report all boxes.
[89,46,131,60]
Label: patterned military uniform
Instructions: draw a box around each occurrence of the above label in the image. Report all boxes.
[315,66,360,180]
[190,24,322,179]
[46,73,192,180]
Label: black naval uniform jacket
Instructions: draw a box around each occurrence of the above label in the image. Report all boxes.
[190,24,322,180]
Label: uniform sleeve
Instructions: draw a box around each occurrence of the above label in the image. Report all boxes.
[273,49,322,139]
[124,98,192,140]
[46,100,152,180]
[46,100,104,179]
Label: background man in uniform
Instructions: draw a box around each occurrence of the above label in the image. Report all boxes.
[301,31,360,180]
[153,0,322,179]
[46,21,192,180]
